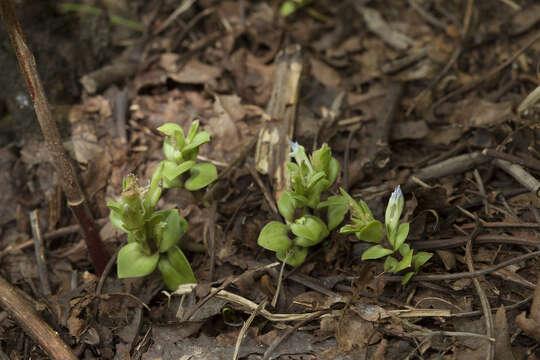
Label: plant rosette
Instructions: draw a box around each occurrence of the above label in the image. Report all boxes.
[258,141,348,267]
[157,120,217,190]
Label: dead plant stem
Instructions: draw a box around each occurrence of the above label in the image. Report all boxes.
[0,0,109,275]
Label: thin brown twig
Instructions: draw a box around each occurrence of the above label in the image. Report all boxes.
[411,234,540,251]
[0,275,77,359]
[473,169,489,215]
[232,299,268,360]
[261,310,329,360]
[207,201,217,282]
[246,161,279,216]
[343,125,360,192]
[493,158,540,197]
[465,216,494,360]
[483,148,540,172]
[0,0,109,275]
[181,262,279,321]
[433,31,540,108]
[29,210,51,296]
[384,249,540,283]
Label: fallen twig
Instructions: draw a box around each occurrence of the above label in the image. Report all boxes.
[0,275,77,360]
[385,249,540,283]
[465,217,494,360]
[29,210,51,296]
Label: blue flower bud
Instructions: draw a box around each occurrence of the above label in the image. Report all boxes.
[385,185,404,235]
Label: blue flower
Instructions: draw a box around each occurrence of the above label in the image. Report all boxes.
[289,140,299,157]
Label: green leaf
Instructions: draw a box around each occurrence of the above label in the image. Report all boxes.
[278,190,296,222]
[158,246,197,290]
[185,162,218,190]
[143,162,164,216]
[155,209,188,253]
[109,209,127,233]
[276,246,308,266]
[163,137,179,161]
[183,131,211,152]
[280,0,298,17]
[355,220,383,243]
[257,221,292,251]
[157,122,183,137]
[390,222,409,251]
[290,215,328,245]
[339,188,374,222]
[117,243,159,278]
[186,120,200,142]
[384,256,398,272]
[398,243,411,257]
[107,200,123,213]
[306,171,326,190]
[326,158,340,188]
[163,160,196,181]
[311,144,330,172]
[393,248,413,273]
[325,195,348,231]
[361,245,394,260]
[401,271,415,285]
[293,236,315,247]
[413,251,433,271]
[163,174,183,189]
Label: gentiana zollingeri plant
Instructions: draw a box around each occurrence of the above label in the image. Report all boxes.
[107,121,218,291]
[257,141,349,266]
[339,185,433,285]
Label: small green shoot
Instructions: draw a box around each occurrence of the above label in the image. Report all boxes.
[157,120,217,190]
[257,141,348,266]
[340,186,432,284]
[108,121,217,290]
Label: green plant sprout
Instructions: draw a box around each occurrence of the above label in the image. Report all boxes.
[257,141,348,266]
[280,0,312,17]
[157,121,217,190]
[340,186,432,284]
[107,121,217,290]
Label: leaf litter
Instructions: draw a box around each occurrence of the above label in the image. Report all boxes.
[0,0,540,359]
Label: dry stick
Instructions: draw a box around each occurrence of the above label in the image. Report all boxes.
[207,201,217,282]
[80,60,138,94]
[493,158,540,197]
[363,82,403,174]
[483,148,540,172]
[385,249,540,283]
[473,169,489,215]
[412,234,540,251]
[453,295,533,318]
[342,125,360,192]
[403,152,489,193]
[408,0,447,30]
[181,262,279,321]
[114,87,129,143]
[465,218,494,360]
[261,310,329,360]
[29,210,51,296]
[0,275,77,360]
[232,299,268,360]
[0,0,109,275]
[246,161,279,216]
[433,31,540,108]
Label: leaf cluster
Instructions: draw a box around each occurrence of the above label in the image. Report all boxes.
[340,186,432,284]
[158,120,217,190]
[107,121,217,290]
[257,142,348,266]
